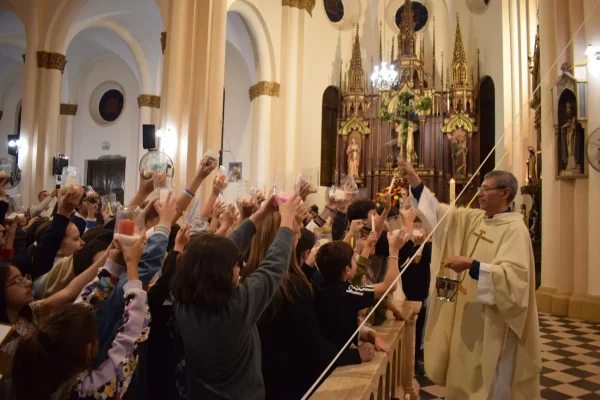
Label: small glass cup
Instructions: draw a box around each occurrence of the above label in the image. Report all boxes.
[251,183,266,202]
[236,183,253,210]
[61,166,82,188]
[218,166,228,182]
[114,206,144,247]
[101,193,117,218]
[385,215,403,232]
[190,216,210,236]
[297,168,319,194]
[273,173,295,203]
[153,174,172,205]
[314,227,333,248]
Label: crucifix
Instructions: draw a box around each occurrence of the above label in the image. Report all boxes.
[468,229,494,258]
[458,229,494,295]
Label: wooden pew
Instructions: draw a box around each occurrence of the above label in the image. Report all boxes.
[311,300,422,400]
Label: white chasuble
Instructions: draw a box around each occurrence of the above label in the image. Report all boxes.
[413,187,541,400]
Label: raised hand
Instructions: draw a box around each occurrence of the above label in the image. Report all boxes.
[211,201,226,221]
[155,193,178,225]
[0,171,9,199]
[298,182,313,201]
[198,156,218,180]
[58,186,84,217]
[115,231,147,281]
[174,223,191,252]
[380,193,392,211]
[212,175,228,196]
[349,219,365,234]
[387,227,408,254]
[277,193,302,230]
[295,202,310,225]
[139,169,155,196]
[397,160,421,187]
[220,203,237,227]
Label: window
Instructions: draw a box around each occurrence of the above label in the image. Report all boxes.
[90,82,126,126]
[320,87,342,187]
[99,89,124,122]
[324,0,344,23]
[395,1,428,32]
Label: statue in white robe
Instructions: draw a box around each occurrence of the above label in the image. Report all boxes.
[399,165,541,400]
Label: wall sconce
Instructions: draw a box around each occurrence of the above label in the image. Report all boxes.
[585,44,600,60]
[156,129,165,138]
[8,139,22,149]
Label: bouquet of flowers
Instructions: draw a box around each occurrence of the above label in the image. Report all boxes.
[374,179,409,208]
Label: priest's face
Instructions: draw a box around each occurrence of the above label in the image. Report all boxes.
[478,177,509,215]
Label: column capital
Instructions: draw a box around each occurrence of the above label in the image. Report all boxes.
[249,81,281,101]
[282,0,316,16]
[60,103,78,116]
[37,51,67,73]
[138,94,161,108]
[161,32,167,54]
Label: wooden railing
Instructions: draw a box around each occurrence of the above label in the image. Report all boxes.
[311,300,422,400]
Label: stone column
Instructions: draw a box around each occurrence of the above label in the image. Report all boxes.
[508,0,523,207]
[280,0,314,173]
[35,52,66,192]
[160,0,226,204]
[583,0,600,322]
[58,103,77,158]
[249,82,280,186]
[568,0,590,318]
[536,0,560,312]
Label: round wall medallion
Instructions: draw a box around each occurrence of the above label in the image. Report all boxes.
[89,82,126,126]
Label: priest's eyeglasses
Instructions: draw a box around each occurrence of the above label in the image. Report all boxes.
[478,186,507,194]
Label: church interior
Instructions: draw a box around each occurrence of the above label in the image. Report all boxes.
[1,0,600,399]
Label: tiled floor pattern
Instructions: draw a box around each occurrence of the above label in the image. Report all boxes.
[417,313,600,400]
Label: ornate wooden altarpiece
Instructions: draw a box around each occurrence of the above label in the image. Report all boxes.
[334,2,482,205]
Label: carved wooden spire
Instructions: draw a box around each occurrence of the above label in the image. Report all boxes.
[346,24,365,94]
[451,12,469,88]
[399,0,416,57]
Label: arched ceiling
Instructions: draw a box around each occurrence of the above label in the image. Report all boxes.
[0,9,25,108]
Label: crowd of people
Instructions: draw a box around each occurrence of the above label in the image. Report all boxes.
[0,156,432,400]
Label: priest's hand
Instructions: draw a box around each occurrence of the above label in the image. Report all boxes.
[443,256,473,273]
[397,161,421,187]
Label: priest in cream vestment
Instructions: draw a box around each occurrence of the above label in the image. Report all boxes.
[398,163,541,400]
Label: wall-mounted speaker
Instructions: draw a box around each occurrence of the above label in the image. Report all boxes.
[143,124,157,150]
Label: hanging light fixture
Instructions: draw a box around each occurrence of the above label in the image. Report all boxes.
[371,0,398,91]
[371,62,398,91]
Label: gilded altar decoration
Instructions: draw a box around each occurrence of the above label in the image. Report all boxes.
[60,104,78,116]
[37,51,67,73]
[249,81,281,101]
[338,25,371,183]
[161,32,167,54]
[137,94,161,109]
[282,0,316,16]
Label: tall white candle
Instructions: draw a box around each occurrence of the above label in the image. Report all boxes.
[449,178,456,204]
[388,176,396,194]
[372,214,376,230]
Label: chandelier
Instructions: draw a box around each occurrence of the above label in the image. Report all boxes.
[371,62,398,91]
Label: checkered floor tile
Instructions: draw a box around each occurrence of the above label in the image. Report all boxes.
[418,313,600,400]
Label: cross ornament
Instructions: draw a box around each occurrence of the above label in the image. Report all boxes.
[460,230,494,295]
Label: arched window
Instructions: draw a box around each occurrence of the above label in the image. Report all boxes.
[324,0,344,23]
[479,76,495,178]
[320,86,342,187]
[395,1,428,32]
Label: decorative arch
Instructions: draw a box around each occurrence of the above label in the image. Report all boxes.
[321,86,342,186]
[228,0,276,82]
[63,19,152,95]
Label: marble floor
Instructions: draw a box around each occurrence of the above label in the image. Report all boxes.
[417,313,600,400]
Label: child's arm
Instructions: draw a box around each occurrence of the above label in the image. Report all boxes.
[343,220,364,243]
[373,229,407,299]
[360,325,390,353]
